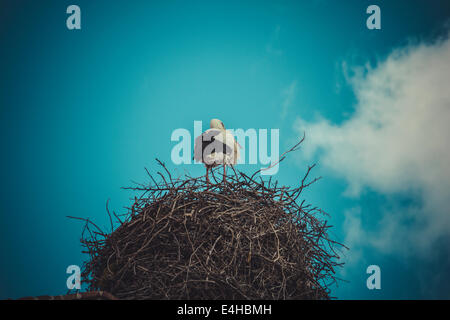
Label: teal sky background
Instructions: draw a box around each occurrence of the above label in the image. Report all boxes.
[1,0,449,299]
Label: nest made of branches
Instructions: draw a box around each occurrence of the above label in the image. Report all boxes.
[73,150,345,300]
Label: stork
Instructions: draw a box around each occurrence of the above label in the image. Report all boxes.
[194,119,240,183]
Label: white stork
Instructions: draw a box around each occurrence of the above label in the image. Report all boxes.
[194,119,240,183]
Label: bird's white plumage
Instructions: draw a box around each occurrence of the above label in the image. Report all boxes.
[194,124,240,167]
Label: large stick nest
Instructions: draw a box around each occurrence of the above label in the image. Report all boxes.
[75,152,345,300]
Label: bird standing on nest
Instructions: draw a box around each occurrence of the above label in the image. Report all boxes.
[194,119,240,183]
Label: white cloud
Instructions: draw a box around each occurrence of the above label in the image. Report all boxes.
[340,207,366,274]
[280,80,297,120]
[295,34,450,256]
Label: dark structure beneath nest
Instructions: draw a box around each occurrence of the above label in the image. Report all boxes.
[76,161,345,300]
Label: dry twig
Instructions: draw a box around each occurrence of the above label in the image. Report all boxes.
[74,138,345,300]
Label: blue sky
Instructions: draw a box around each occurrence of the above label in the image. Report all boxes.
[1,0,450,299]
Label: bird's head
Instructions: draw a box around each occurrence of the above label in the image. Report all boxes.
[210,118,226,130]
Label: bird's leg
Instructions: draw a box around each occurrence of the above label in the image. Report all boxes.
[223,165,227,183]
[206,167,210,185]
